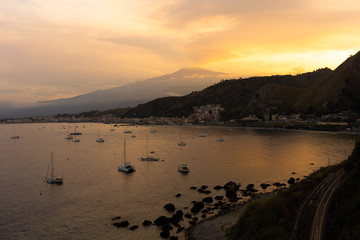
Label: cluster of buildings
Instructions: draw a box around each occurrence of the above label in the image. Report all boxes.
[2,105,360,129]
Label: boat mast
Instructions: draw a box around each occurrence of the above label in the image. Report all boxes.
[123,137,126,165]
[51,152,54,180]
[145,136,148,158]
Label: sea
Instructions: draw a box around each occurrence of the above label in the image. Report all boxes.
[0,123,357,239]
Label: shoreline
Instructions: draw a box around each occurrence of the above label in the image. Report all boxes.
[184,191,277,240]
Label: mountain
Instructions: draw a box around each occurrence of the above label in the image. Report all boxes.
[0,68,230,119]
[111,51,359,119]
[118,68,332,119]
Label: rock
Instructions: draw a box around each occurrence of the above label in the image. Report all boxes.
[184,213,192,219]
[214,185,223,190]
[190,186,197,190]
[204,190,212,194]
[224,181,240,190]
[224,181,240,202]
[176,227,184,233]
[215,195,224,200]
[310,163,314,165]
[160,230,170,238]
[172,210,184,220]
[273,182,286,187]
[201,214,206,218]
[154,216,172,226]
[292,172,296,174]
[111,216,121,220]
[162,224,173,231]
[142,220,152,226]
[201,185,208,189]
[164,203,176,212]
[192,217,198,222]
[202,197,213,203]
[260,183,270,190]
[296,178,300,181]
[175,193,182,198]
[191,201,204,213]
[113,221,129,228]
[197,188,205,193]
[189,220,196,225]
[170,236,179,240]
[287,177,295,184]
[246,184,255,190]
[129,225,138,230]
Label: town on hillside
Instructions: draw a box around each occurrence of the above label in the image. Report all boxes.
[2,104,360,132]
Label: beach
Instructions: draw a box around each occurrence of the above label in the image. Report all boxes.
[185,192,276,240]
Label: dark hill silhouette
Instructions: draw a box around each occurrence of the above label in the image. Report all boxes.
[115,52,359,119]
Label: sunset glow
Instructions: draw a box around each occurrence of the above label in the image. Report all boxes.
[1,0,359,103]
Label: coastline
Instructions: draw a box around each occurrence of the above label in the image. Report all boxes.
[185,192,277,240]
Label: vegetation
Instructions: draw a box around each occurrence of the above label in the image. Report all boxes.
[229,140,360,240]
[325,140,360,240]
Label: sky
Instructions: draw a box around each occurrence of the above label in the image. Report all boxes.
[1,0,360,104]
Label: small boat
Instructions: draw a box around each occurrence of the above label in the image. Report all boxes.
[72,135,80,142]
[198,133,206,137]
[10,126,20,139]
[65,135,73,140]
[178,164,190,173]
[178,141,186,146]
[65,127,73,140]
[96,130,105,142]
[118,137,135,173]
[140,136,159,161]
[178,134,186,146]
[123,130,132,134]
[216,137,224,142]
[150,129,157,133]
[45,152,63,184]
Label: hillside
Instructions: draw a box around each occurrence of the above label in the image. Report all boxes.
[117,68,332,119]
[111,51,359,119]
[295,51,360,113]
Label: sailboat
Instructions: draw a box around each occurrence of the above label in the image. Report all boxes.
[140,136,159,161]
[178,134,186,146]
[216,137,224,142]
[65,127,73,140]
[72,135,80,142]
[118,137,136,173]
[45,152,63,184]
[96,130,105,142]
[177,143,189,173]
[178,164,190,173]
[10,126,20,139]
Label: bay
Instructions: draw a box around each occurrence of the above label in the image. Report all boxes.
[0,123,356,239]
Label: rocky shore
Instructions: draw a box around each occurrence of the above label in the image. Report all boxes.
[185,192,276,240]
[111,180,287,239]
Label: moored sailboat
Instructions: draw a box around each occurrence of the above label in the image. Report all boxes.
[140,136,159,161]
[45,152,63,184]
[118,137,136,173]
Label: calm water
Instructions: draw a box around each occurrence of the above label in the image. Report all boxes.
[0,123,357,239]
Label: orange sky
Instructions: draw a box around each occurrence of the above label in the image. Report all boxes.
[0,0,359,104]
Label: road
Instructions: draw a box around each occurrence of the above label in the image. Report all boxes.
[290,169,344,240]
[309,169,343,240]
